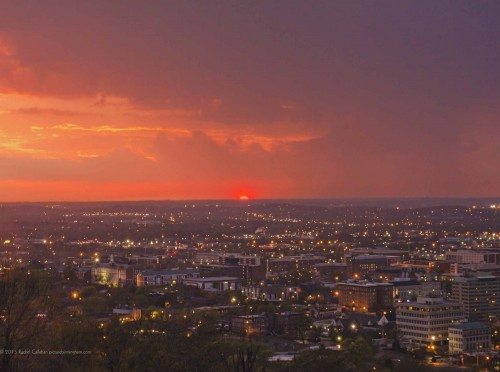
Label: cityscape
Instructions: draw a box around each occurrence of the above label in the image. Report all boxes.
[1,1,500,372]
[0,199,498,370]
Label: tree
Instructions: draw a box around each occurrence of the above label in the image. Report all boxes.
[0,270,57,370]
[305,326,322,343]
[100,318,135,372]
[288,349,347,372]
[0,271,52,369]
[342,336,375,370]
[31,316,101,371]
[392,337,402,351]
[290,314,312,344]
[206,339,272,372]
[328,325,342,343]
[393,358,433,372]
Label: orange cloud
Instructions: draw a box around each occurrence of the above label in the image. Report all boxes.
[0,2,499,201]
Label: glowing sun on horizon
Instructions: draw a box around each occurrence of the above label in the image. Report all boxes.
[239,195,249,201]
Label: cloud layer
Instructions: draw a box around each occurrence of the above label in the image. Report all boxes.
[0,1,499,200]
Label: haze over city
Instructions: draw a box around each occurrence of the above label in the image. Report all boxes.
[1,1,499,201]
[0,3,499,371]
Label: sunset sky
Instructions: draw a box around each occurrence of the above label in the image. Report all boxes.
[0,1,499,201]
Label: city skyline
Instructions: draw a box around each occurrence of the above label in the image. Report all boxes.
[1,1,499,201]
[1,3,499,371]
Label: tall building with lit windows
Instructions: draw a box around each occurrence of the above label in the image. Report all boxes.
[450,272,499,321]
[397,297,464,347]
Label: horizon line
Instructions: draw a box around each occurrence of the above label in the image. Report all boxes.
[0,195,498,205]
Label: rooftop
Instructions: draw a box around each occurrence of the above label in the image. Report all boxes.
[140,269,198,276]
[353,255,389,260]
[449,322,490,331]
[183,276,241,282]
[314,262,347,268]
[338,281,393,287]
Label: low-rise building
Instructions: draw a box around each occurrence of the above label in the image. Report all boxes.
[445,250,500,265]
[136,269,199,287]
[220,253,262,266]
[267,255,325,274]
[269,312,303,337]
[337,281,393,312]
[75,267,91,283]
[231,314,268,335]
[91,264,136,287]
[449,322,491,354]
[391,279,442,300]
[348,247,409,260]
[183,276,242,291]
[113,307,142,321]
[313,262,347,280]
[198,253,266,284]
[346,255,389,275]
[242,285,300,302]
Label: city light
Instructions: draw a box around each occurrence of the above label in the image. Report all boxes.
[0,3,497,367]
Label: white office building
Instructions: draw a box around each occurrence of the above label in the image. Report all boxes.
[397,297,464,347]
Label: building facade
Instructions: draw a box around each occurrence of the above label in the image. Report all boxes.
[183,276,242,291]
[136,269,199,287]
[445,250,499,265]
[346,255,389,275]
[392,279,442,301]
[337,282,393,312]
[448,322,491,354]
[450,272,499,321]
[396,297,464,347]
[231,314,268,335]
[91,264,135,287]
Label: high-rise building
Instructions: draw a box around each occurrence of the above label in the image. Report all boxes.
[450,272,499,321]
[397,297,464,347]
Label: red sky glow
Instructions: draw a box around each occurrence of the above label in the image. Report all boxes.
[0,2,499,201]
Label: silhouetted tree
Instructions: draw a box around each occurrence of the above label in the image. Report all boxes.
[0,270,54,370]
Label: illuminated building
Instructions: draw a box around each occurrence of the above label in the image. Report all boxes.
[91,264,135,287]
[397,297,464,347]
[391,278,443,301]
[337,281,393,312]
[267,254,325,274]
[445,250,500,265]
[136,269,199,287]
[345,255,389,275]
[450,272,500,321]
[113,307,142,322]
[219,253,262,266]
[231,314,268,335]
[449,322,491,354]
[183,276,242,291]
[313,262,347,280]
[241,285,300,302]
